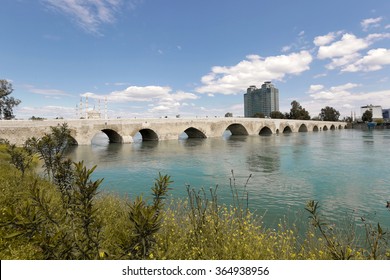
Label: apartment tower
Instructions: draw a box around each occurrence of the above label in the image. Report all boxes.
[244,81,279,117]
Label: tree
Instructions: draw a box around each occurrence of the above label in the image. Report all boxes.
[319,106,340,121]
[253,112,265,118]
[0,80,21,120]
[362,110,373,122]
[289,100,310,120]
[26,123,74,181]
[270,111,284,119]
[225,112,233,117]
[6,142,35,176]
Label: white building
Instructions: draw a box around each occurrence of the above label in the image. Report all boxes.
[87,109,101,119]
[360,105,383,120]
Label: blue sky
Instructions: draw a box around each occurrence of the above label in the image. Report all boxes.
[1,0,390,119]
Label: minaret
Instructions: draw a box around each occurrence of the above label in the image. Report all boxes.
[79,98,83,118]
[85,96,88,119]
[104,97,107,120]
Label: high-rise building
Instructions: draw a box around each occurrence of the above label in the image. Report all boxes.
[244,81,279,117]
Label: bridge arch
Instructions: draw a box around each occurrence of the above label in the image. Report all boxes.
[330,124,335,130]
[225,123,249,135]
[101,129,123,143]
[138,128,159,141]
[282,126,292,133]
[183,127,207,138]
[69,130,80,145]
[313,125,319,132]
[323,125,328,131]
[298,124,308,132]
[259,126,273,136]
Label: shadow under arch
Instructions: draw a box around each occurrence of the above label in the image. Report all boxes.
[323,125,328,131]
[330,124,336,130]
[313,125,319,132]
[101,129,123,143]
[282,126,292,133]
[68,134,78,145]
[259,126,272,136]
[183,127,207,138]
[139,128,159,141]
[298,124,308,132]
[226,123,249,136]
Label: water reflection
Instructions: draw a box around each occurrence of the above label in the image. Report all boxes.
[133,140,159,150]
[179,138,206,148]
[246,154,280,173]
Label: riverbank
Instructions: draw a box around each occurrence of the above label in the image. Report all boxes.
[350,122,390,130]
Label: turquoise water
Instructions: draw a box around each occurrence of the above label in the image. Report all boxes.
[68,129,390,230]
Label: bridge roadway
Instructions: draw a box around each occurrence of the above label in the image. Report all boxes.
[0,118,347,146]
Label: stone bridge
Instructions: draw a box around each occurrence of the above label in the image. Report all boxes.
[0,118,347,145]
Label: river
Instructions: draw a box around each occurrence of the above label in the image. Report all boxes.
[67,129,390,230]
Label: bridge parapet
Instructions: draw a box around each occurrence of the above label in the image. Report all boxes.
[0,118,348,146]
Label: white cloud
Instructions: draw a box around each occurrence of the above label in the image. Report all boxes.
[366,33,390,41]
[316,32,390,72]
[15,105,76,119]
[313,73,327,78]
[42,0,134,35]
[281,45,292,53]
[313,32,339,46]
[330,83,361,92]
[308,84,324,93]
[342,48,390,72]
[317,33,369,59]
[361,17,383,31]
[325,53,361,70]
[25,85,72,97]
[309,83,360,100]
[196,51,312,95]
[82,85,199,115]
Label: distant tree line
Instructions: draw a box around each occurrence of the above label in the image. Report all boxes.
[252,100,341,121]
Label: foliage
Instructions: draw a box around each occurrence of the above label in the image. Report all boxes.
[343,116,353,123]
[253,112,265,118]
[225,112,233,117]
[6,142,35,176]
[119,173,172,259]
[362,110,373,122]
[305,200,356,259]
[288,100,310,120]
[0,160,103,259]
[319,106,340,121]
[270,111,284,119]
[26,123,73,181]
[0,79,21,120]
[29,116,46,121]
